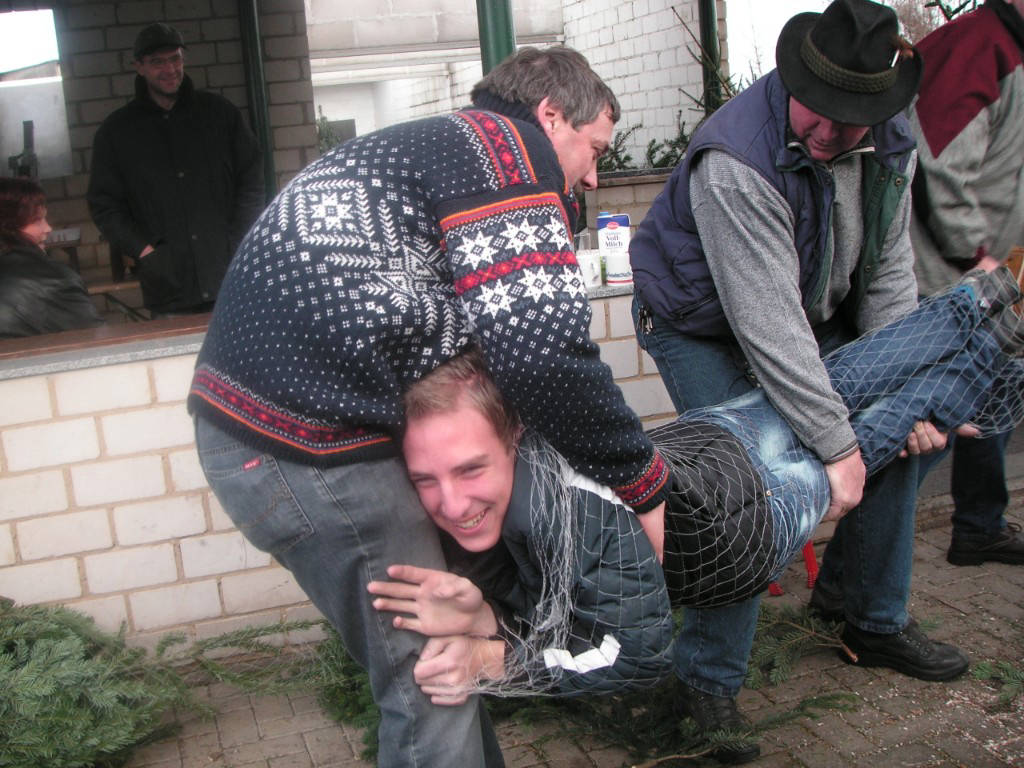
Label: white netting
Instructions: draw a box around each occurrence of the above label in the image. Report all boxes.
[464,269,1024,698]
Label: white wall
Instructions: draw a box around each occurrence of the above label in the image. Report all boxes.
[305,0,716,165]
[0,77,73,179]
[564,0,720,167]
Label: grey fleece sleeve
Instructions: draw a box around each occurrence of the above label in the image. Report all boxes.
[690,151,857,462]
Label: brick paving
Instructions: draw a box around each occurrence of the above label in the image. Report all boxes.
[127,445,1024,768]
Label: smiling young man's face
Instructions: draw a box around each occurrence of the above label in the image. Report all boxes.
[403,400,516,552]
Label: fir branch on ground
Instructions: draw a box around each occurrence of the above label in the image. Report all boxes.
[0,598,211,768]
[745,603,846,689]
[972,659,1024,710]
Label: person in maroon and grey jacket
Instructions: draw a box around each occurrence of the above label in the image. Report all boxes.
[909,0,1024,567]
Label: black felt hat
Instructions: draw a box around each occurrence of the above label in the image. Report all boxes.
[776,0,922,126]
[133,23,185,60]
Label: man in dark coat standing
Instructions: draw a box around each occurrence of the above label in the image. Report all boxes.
[88,23,263,316]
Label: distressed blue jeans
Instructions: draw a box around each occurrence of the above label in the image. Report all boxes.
[195,415,504,768]
[634,299,921,696]
[691,286,1014,582]
[636,285,1021,695]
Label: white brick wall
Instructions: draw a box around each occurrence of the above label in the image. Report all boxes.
[0,377,51,427]
[53,364,151,415]
[84,543,178,593]
[0,558,82,603]
[113,495,207,546]
[102,405,196,455]
[18,508,112,560]
[0,470,68,521]
[129,581,222,631]
[180,531,272,578]
[71,455,166,507]
[222,567,307,614]
[69,594,129,633]
[0,524,14,567]
[3,418,100,472]
[563,0,716,165]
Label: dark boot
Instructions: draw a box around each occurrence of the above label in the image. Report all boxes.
[947,522,1024,566]
[673,680,760,764]
[840,618,969,681]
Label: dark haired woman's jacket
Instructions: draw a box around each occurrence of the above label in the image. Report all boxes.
[0,242,102,338]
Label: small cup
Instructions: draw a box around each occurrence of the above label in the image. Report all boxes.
[575,249,603,288]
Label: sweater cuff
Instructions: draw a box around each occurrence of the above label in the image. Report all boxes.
[614,451,670,513]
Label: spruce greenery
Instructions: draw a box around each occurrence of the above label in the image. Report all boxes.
[0,599,209,768]
[972,659,1024,710]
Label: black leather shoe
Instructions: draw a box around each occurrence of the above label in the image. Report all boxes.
[807,583,844,623]
[947,522,1024,566]
[674,681,760,764]
[840,619,969,681]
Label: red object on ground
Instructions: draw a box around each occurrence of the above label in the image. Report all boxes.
[767,541,819,596]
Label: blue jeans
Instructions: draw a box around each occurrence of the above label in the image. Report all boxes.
[951,430,1012,540]
[825,287,1005,474]
[195,415,504,768]
[684,390,831,582]
[634,298,920,696]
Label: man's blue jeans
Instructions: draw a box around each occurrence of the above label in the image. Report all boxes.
[951,430,1013,540]
[634,299,920,697]
[195,415,504,768]
[688,287,1014,594]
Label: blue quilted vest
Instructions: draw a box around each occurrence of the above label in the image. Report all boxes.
[629,71,916,338]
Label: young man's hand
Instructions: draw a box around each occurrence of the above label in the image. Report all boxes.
[368,564,497,638]
[413,635,506,705]
[637,501,666,563]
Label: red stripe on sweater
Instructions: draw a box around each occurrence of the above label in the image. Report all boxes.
[191,371,392,454]
[439,192,569,233]
[454,250,577,295]
[457,111,538,187]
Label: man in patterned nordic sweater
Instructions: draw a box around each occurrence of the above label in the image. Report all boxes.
[188,47,669,767]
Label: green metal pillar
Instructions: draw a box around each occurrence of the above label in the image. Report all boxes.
[238,0,276,202]
[476,0,517,74]
[697,0,723,114]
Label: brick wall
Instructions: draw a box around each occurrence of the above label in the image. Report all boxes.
[0,0,318,285]
[0,295,674,649]
[564,0,728,166]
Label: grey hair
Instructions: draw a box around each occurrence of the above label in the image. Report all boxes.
[471,46,621,128]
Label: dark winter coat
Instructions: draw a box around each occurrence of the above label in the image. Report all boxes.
[87,75,263,313]
[0,240,101,338]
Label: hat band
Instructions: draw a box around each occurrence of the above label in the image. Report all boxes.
[800,35,898,95]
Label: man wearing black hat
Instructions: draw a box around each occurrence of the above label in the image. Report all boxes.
[88,22,263,316]
[630,0,969,762]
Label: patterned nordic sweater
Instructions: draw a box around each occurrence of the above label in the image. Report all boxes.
[188,94,668,511]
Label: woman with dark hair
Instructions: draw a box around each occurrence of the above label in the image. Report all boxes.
[0,177,101,338]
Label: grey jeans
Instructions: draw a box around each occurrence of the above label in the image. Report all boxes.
[195,415,504,768]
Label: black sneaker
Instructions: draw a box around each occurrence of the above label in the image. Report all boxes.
[673,681,760,764]
[947,522,1024,566]
[840,619,969,681]
[807,583,845,623]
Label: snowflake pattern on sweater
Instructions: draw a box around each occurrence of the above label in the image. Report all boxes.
[189,107,667,510]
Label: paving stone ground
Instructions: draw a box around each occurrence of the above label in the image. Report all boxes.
[127,447,1024,768]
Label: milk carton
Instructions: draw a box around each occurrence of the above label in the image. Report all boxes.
[597,212,632,284]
